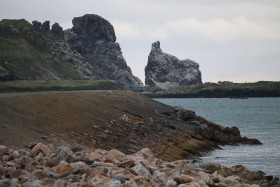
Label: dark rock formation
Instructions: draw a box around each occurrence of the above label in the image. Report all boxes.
[71,14,116,51]
[59,14,143,89]
[145,41,202,90]
[0,15,143,89]
[51,23,64,37]
[41,21,50,32]
[32,20,41,30]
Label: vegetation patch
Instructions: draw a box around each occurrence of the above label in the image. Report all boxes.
[0,80,121,92]
[142,81,280,98]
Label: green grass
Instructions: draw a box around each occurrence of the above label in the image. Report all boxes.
[143,81,280,98]
[0,80,121,92]
[0,19,82,80]
[223,81,280,90]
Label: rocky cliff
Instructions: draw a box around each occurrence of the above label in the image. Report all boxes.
[0,14,143,89]
[145,41,202,90]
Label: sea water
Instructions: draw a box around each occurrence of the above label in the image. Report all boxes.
[155,98,280,177]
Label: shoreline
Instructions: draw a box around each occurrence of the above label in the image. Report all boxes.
[0,90,261,158]
[1,90,276,185]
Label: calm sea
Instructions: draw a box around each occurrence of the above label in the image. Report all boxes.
[155,98,280,177]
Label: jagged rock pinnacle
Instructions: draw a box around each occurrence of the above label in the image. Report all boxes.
[145,41,202,89]
[151,41,163,54]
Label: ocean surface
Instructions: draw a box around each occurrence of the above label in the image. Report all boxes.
[155,98,280,177]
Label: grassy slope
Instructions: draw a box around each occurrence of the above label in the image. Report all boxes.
[0,90,215,161]
[144,81,280,98]
[0,19,81,80]
[0,80,120,92]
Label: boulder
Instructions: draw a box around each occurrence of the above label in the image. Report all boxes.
[218,167,234,177]
[201,163,221,173]
[240,171,266,181]
[54,146,74,164]
[132,164,151,179]
[0,178,20,187]
[31,143,51,156]
[166,179,177,187]
[103,149,125,164]
[117,158,136,168]
[175,108,196,121]
[173,175,193,184]
[70,161,89,174]
[51,161,74,176]
[0,145,9,157]
[145,41,202,90]
[231,165,247,174]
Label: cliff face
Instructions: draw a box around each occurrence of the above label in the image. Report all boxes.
[145,41,202,90]
[0,15,143,89]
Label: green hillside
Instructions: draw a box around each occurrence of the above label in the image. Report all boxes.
[0,19,81,80]
[143,81,280,98]
[0,80,120,92]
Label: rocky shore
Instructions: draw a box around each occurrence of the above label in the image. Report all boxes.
[0,91,261,161]
[0,143,279,187]
[0,90,275,186]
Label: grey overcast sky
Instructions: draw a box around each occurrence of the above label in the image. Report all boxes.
[1,0,280,83]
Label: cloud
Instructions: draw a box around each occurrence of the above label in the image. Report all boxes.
[166,17,280,42]
[112,21,140,38]
[112,20,168,40]
[111,16,280,44]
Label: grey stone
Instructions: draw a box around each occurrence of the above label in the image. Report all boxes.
[55,146,74,164]
[145,41,202,90]
[112,174,125,184]
[0,178,20,187]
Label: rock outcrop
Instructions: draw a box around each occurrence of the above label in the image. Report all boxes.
[145,41,202,90]
[0,15,142,89]
[51,23,64,37]
[0,143,278,186]
[63,14,143,89]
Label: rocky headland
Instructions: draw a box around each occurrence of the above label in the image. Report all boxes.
[145,41,202,90]
[0,90,273,186]
[0,15,142,89]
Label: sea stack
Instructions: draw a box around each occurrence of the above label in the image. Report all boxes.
[145,41,202,90]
